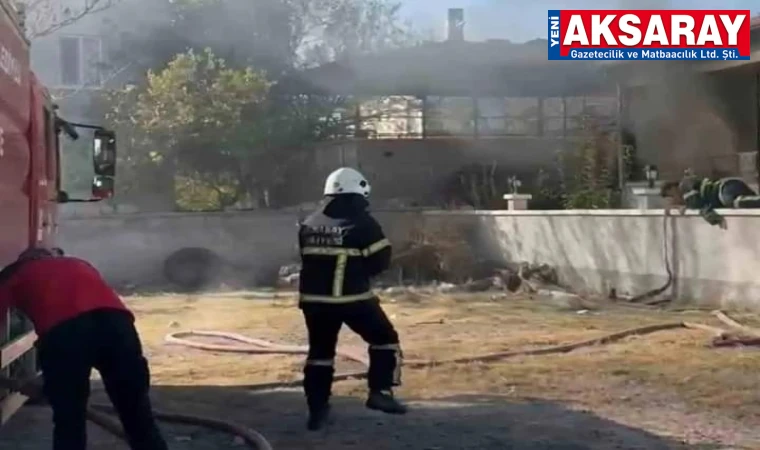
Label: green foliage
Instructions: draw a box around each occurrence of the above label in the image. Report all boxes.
[529,168,564,210]
[558,115,620,209]
[138,48,270,135]
[94,0,419,210]
[517,114,626,210]
[443,114,624,211]
[174,174,241,211]
[103,49,270,209]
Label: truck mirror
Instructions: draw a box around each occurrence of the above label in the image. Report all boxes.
[91,175,115,199]
[93,129,116,177]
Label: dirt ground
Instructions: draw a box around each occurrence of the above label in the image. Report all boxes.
[1,291,759,449]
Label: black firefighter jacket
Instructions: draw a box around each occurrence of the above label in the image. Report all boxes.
[678,176,760,225]
[298,194,391,304]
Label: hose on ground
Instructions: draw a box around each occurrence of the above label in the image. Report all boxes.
[85,404,273,450]
[164,320,727,391]
[10,313,737,449]
[627,209,674,305]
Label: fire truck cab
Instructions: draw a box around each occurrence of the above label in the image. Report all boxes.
[0,0,117,423]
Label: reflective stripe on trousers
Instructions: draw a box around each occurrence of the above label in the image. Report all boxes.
[716,177,745,206]
[733,195,760,208]
[370,343,403,386]
[305,359,335,367]
[299,291,376,303]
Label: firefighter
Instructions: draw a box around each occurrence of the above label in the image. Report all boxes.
[298,167,407,431]
[0,247,168,450]
[660,175,760,228]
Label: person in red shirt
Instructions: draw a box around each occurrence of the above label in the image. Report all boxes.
[0,247,168,450]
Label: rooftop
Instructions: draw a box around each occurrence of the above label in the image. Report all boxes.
[278,39,610,98]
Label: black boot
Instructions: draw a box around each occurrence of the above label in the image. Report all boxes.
[307,403,331,431]
[304,362,334,430]
[366,390,408,415]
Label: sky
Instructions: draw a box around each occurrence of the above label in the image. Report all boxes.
[400,0,760,42]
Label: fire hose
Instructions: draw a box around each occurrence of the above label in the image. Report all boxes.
[6,312,751,449]
[152,319,727,449]
[623,209,675,305]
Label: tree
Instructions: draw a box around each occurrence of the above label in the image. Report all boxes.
[18,0,120,38]
[293,0,414,66]
[100,0,417,78]
[103,47,359,210]
[96,0,419,209]
[103,48,271,210]
[558,114,620,209]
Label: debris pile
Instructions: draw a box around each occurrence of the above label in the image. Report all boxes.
[375,262,575,303]
[517,262,559,288]
[711,310,760,347]
[276,217,573,298]
[277,263,300,288]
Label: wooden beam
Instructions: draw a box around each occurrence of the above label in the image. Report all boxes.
[692,51,760,72]
[0,392,28,425]
[1,331,37,369]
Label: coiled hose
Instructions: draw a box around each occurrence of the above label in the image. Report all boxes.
[85,404,273,449]
[1,379,274,449]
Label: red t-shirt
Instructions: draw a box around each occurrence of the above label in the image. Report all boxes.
[0,257,132,336]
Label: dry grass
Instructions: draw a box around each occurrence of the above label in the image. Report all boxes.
[128,292,760,426]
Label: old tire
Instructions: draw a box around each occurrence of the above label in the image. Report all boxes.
[163,247,221,291]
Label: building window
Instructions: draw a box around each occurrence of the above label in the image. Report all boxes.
[59,35,103,87]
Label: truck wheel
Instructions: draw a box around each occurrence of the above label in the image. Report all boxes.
[163,247,221,291]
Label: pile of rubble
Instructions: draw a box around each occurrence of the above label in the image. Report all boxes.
[277,261,565,298]
[278,263,301,288]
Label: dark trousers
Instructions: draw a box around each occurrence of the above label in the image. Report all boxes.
[720,178,760,208]
[37,309,168,450]
[301,298,402,409]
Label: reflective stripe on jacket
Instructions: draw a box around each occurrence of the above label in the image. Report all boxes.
[298,195,391,304]
[678,176,748,226]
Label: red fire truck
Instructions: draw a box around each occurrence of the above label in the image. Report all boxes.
[0,0,117,423]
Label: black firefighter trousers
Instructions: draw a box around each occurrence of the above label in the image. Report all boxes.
[300,297,402,410]
[36,309,168,450]
[719,178,760,208]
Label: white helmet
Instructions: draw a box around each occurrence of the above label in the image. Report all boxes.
[323,167,371,197]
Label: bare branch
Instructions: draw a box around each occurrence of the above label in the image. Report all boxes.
[53,62,133,101]
[20,0,119,39]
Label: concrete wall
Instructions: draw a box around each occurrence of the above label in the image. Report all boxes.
[466,210,760,310]
[58,211,301,288]
[58,208,760,310]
